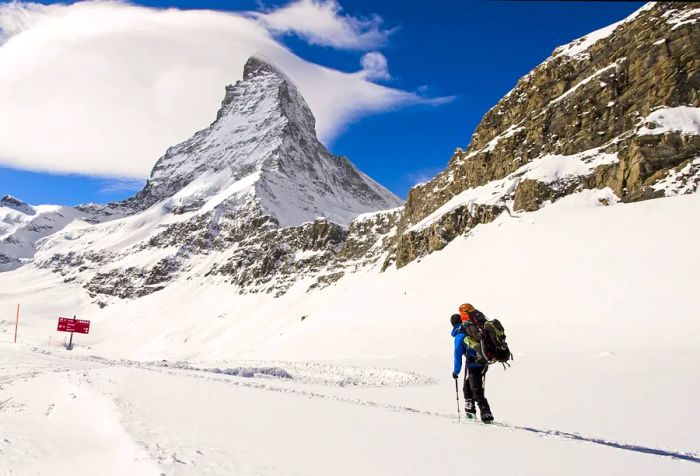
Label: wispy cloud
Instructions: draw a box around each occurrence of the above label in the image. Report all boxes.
[0,1,448,180]
[0,1,49,43]
[359,52,391,81]
[252,0,394,50]
[98,179,145,194]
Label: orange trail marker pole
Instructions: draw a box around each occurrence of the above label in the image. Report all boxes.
[14,303,20,344]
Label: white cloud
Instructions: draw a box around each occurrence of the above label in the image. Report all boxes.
[252,0,391,50]
[98,179,146,194]
[0,0,50,41]
[0,1,439,179]
[359,52,390,81]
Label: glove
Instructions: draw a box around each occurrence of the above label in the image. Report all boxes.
[452,372,459,379]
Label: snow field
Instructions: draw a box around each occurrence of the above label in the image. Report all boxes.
[1,345,698,476]
[1,190,699,474]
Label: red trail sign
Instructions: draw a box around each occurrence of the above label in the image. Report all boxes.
[57,317,90,334]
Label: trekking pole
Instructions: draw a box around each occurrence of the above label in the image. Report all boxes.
[454,377,461,422]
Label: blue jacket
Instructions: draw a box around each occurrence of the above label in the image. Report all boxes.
[452,324,484,374]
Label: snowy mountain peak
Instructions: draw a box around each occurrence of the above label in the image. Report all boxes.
[134,56,401,226]
[243,56,283,79]
[1,195,33,215]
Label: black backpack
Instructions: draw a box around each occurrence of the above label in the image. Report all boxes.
[480,319,513,365]
[463,310,513,367]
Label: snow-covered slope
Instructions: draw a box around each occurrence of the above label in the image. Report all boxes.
[7,189,698,360]
[0,195,87,271]
[2,190,699,475]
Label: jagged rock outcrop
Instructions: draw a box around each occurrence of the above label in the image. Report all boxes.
[389,2,700,268]
[390,204,504,269]
[1,195,34,215]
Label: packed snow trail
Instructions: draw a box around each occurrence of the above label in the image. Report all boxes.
[2,345,698,476]
[122,356,700,465]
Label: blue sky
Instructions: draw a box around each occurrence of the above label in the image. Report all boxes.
[0,0,644,205]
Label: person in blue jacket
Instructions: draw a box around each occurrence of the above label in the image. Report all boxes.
[451,311,493,422]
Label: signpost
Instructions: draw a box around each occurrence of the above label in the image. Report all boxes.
[14,303,20,344]
[57,316,90,350]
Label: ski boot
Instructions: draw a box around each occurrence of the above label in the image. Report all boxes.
[464,399,477,419]
[480,411,494,424]
[478,401,494,423]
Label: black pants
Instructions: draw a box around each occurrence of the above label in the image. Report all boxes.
[463,366,491,413]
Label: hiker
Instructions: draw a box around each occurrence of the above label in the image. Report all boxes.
[451,303,494,423]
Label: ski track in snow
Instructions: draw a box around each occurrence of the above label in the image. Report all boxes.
[501,424,700,464]
[15,347,699,467]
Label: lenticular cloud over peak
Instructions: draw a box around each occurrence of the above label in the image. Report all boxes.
[0,1,433,179]
[252,0,393,50]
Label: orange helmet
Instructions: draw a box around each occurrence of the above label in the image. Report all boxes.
[459,303,475,318]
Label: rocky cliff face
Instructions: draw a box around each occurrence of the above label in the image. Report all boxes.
[389,2,700,268]
[27,57,402,303]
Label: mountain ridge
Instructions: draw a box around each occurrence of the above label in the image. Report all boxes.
[3,4,699,300]
[2,56,404,299]
[387,1,700,268]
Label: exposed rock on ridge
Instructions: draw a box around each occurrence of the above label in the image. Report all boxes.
[389,2,700,268]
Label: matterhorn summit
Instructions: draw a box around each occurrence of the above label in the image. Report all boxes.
[133,56,401,226]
